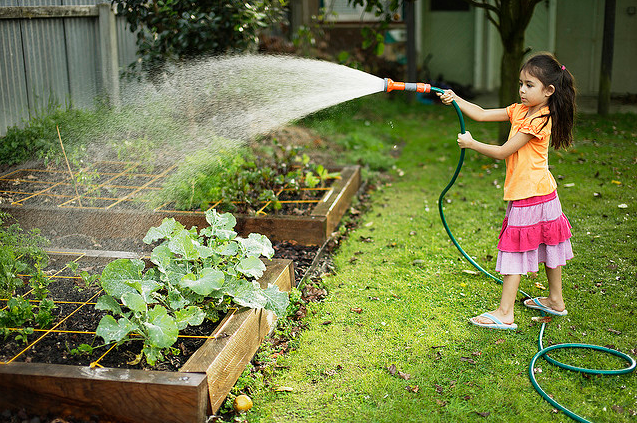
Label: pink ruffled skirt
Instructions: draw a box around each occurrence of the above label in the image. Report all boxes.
[496,191,573,275]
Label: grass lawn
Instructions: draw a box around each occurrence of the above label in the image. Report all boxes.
[243,95,637,422]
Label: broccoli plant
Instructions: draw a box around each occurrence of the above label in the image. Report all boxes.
[95,210,289,365]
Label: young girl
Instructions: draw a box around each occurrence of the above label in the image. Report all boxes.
[437,53,576,330]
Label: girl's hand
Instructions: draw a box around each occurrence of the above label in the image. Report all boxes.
[457,131,474,149]
[436,89,456,105]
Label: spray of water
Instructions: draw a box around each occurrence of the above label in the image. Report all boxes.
[76,54,385,209]
[106,54,385,161]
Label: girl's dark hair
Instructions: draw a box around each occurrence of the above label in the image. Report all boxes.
[521,53,576,149]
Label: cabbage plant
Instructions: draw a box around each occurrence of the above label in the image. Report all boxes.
[95,210,289,365]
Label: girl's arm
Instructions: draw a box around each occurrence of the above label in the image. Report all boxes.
[437,90,508,122]
[457,131,534,160]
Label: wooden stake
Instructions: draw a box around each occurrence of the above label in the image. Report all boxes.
[57,126,83,207]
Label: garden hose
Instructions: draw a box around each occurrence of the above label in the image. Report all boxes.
[382,79,636,422]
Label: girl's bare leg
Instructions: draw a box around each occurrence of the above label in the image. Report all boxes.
[524,266,566,311]
[472,274,520,325]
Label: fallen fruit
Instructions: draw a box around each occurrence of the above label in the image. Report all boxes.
[233,394,253,413]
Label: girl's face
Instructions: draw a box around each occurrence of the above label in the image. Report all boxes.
[519,70,554,108]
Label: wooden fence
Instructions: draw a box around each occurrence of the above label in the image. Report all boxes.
[0,2,138,136]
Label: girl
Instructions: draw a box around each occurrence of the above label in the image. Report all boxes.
[437,53,576,330]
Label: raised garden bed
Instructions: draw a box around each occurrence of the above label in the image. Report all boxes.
[0,251,294,423]
[0,163,360,245]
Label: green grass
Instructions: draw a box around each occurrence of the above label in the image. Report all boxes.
[243,95,637,422]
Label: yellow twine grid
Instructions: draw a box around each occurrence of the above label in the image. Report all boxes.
[1,251,239,367]
[0,161,336,216]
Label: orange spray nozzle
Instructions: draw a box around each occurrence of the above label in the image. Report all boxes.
[383,78,431,93]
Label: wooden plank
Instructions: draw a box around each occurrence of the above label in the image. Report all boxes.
[0,6,99,19]
[311,165,361,235]
[235,214,327,245]
[0,363,207,423]
[0,205,328,245]
[207,308,277,412]
[0,165,360,245]
[180,259,293,412]
[45,247,144,260]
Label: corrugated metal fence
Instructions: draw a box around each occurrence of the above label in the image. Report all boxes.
[0,1,138,136]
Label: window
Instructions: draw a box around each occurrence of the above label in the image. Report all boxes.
[430,0,470,12]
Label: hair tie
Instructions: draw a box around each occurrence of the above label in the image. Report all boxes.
[561,65,566,70]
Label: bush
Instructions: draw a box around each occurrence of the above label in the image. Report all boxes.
[0,102,99,166]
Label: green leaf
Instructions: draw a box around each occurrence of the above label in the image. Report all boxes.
[205,209,237,240]
[305,172,320,188]
[150,243,173,272]
[95,295,122,315]
[215,240,238,256]
[96,315,135,344]
[143,218,181,244]
[374,40,385,56]
[223,277,267,310]
[167,289,189,310]
[144,306,178,348]
[121,291,147,313]
[236,256,266,279]
[142,345,163,366]
[100,259,145,298]
[205,209,236,230]
[168,228,200,260]
[174,306,205,330]
[262,283,290,318]
[195,243,214,258]
[238,233,274,258]
[180,268,224,296]
[140,279,162,304]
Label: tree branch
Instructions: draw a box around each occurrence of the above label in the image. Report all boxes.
[464,0,500,16]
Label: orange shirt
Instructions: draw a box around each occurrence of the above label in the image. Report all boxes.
[503,103,557,201]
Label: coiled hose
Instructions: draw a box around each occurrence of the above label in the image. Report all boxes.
[432,87,636,423]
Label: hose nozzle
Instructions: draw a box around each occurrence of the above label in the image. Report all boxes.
[383,78,431,93]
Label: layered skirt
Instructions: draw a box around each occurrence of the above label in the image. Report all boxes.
[496,191,573,275]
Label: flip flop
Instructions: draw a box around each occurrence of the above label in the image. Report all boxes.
[524,297,568,316]
[469,313,518,330]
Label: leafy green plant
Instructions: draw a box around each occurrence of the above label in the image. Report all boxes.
[68,343,94,356]
[0,98,102,166]
[13,327,34,345]
[67,261,101,291]
[94,210,289,365]
[0,212,55,343]
[157,140,340,214]
[305,164,341,188]
[0,212,49,298]
[0,296,56,343]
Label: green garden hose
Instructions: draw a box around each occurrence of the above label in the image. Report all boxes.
[404,84,636,422]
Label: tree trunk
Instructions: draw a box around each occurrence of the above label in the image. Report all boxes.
[598,0,616,115]
[493,0,538,142]
[405,0,417,102]
[497,40,525,141]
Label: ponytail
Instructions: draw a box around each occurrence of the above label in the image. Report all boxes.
[521,53,576,150]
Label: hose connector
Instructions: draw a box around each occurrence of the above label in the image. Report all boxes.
[383,78,431,93]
